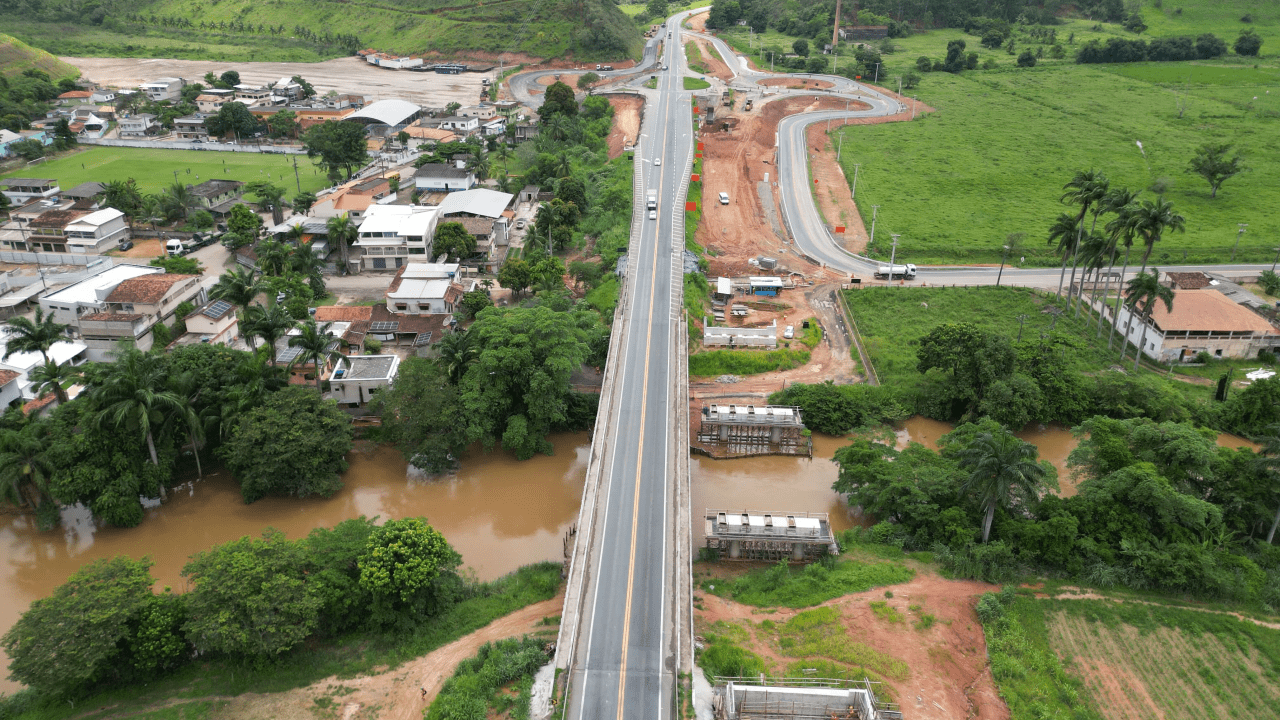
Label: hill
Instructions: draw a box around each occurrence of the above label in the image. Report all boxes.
[0,0,643,64]
[0,33,79,81]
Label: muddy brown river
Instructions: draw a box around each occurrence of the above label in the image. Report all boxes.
[0,419,1259,693]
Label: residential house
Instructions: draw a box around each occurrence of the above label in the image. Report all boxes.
[1112,289,1280,363]
[0,369,21,409]
[57,90,93,105]
[78,273,208,360]
[64,208,129,254]
[23,208,86,253]
[60,182,105,205]
[38,264,165,325]
[173,114,211,140]
[195,94,231,114]
[0,328,88,401]
[90,89,116,104]
[118,114,158,136]
[330,355,400,406]
[518,184,541,205]
[513,124,540,143]
[385,263,465,315]
[16,129,52,147]
[354,205,439,271]
[188,179,245,217]
[401,125,460,145]
[413,165,475,193]
[452,216,500,262]
[435,116,480,134]
[271,77,304,100]
[139,77,186,102]
[314,305,373,353]
[169,299,240,348]
[481,118,506,137]
[365,53,422,70]
[365,302,447,346]
[0,178,60,204]
[0,129,22,158]
[457,104,497,119]
[233,84,273,104]
[437,188,513,249]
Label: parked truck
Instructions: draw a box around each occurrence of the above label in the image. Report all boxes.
[743,98,753,111]
[874,263,917,280]
[646,189,657,210]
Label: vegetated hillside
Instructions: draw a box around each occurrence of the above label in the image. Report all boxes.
[0,33,79,80]
[0,0,642,63]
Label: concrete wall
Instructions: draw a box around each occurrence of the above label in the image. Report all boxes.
[703,323,778,348]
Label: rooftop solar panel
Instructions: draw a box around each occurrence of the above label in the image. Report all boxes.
[369,321,400,332]
[203,300,233,318]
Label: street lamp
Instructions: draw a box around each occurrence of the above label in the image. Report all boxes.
[888,233,900,284]
[996,244,1010,288]
[1231,222,1247,262]
[869,205,880,247]
[851,163,861,200]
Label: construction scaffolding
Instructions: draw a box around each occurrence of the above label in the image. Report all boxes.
[697,404,811,457]
[713,676,902,720]
[704,510,838,563]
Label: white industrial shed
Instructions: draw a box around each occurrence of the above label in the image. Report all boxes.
[437,188,513,219]
[345,99,423,128]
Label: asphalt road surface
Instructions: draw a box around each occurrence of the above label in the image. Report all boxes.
[564,14,696,720]
[508,28,663,108]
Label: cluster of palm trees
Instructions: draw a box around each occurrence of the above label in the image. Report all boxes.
[102,178,212,229]
[1048,170,1187,371]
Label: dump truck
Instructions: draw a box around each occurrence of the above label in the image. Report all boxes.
[646,189,657,210]
[721,90,732,106]
[873,263,917,280]
[743,98,753,111]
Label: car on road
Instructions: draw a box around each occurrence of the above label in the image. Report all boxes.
[718,192,730,205]
[654,157,661,166]
[783,325,795,339]
[648,210,657,220]
[662,65,668,70]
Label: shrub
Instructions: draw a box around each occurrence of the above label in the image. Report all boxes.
[1017,50,1037,67]
[975,592,1005,623]
[1235,30,1263,56]
[699,642,766,680]
[916,55,933,72]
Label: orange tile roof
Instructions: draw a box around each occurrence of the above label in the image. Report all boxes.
[335,194,375,212]
[59,90,92,99]
[106,274,198,304]
[1150,290,1278,335]
[314,305,375,322]
[22,394,57,415]
[0,369,19,386]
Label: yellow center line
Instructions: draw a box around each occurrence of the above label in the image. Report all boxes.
[615,64,676,720]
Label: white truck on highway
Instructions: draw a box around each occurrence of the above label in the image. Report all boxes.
[646,189,657,210]
[874,263,917,280]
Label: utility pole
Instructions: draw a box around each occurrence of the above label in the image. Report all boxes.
[1272,246,1280,273]
[911,96,917,120]
[292,155,301,193]
[1016,314,1029,342]
[837,131,844,161]
[996,244,1010,288]
[851,163,861,200]
[1232,222,1247,262]
[874,62,881,84]
[888,233,900,284]
[869,204,879,246]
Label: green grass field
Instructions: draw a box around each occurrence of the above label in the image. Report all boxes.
[831,63,1280,265]
[2,147,330,196]
[0,33,79,80]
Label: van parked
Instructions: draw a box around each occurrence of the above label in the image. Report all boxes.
[718,192,730,205]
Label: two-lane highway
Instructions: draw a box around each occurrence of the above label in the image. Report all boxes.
[566,17,693,720]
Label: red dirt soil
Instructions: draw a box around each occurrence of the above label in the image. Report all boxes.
[758,77,835,89]
[688,37,735,83]
[696,572,1009,720]
[605,94,644,159]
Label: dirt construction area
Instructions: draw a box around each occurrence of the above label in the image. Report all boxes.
[63,56,485,107]
[695,569,1009,720]
[605,94,644,159]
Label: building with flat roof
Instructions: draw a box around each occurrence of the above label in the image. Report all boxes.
[64,207,129,254]
[38,264,164,325]
[354,205,439,272]
[1,178,60,204]
[414,164,475,193]
[139,77,185,102]
[385,263,464,315]
[329,354,400,405]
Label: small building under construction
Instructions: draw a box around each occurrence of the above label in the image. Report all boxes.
[697,404,809,456]
[714,677,901,720]
[704,510,838,562]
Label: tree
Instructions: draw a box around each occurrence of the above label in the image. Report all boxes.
[951,425,1050,543]
[288,319,342,392]
[268,109,299,138]
[326,212,357,273]
[1254,425,1280,544]
[498,257,532,297]
[29,359,75,405]
[1129,197,1186,275]
[150,255,203,275]
[226,203,263,242]
[162,180,197,221]
[460,305,592,459]
[0,192,11,220]
[219,70,241,87]
[1235,30,1263,56]
[1187,143,1245,198]
[577,72,601,90]
[370,357,469,472]
[459,290,493,320]
[204,101,259,140]
[1017,49,1037,67]
[246,302,296,365]
[792,38,810,57]
[358,517,462,624]
[445,101,462,116]
[92,346,196,483]
[102,178,144,223]
[293,191,317,215]
[538,82,578,120]
[0,420,55,512]
[290,75,315,98]
[289,242,328,296]
[466,150,492,182]
[981,30,1005,50]
[246,180,287,225]
[9,139,44,161]
[916,322,1015,420]
[1124,269,1174,372]
[210,266,263,310]
[182,530,321,657]
[1,557,157,696]
[1195,33,1227,59]
[1060,169,1109,313]
[302,120,369,180]
[219,385,353,502]
[942,39,967,73]
[4,307,70,365]
[645,0,667,19]
[1103,189,1141,348]
[433,221,476,261]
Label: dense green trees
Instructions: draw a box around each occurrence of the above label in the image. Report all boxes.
[302,120,369,181]
[359,517,462,625]
[219,385,353,502]
[433,221,476,261]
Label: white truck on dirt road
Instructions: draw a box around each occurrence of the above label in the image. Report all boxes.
[646,189,657,210]
[874,263,917,280]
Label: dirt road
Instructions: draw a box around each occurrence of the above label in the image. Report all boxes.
[605,94,644,159]
[63,56,485,107]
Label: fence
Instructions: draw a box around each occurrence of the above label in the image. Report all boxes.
[81,138,307,154]
[0,251,114,267]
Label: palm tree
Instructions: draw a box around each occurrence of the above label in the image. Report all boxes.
[289,242,328,296]
[1104,198,1142,348]
[1130,197,1187,276]
[3,308,70,365]
[288,320,342,392]
[0,421,54,511]
[326,213,357,275]
[248,181,287,226]
[1046,212,1080,301]
[255,239,291,276]
[163,180,196,221]
[247,303,296,365]
[1075,231,1110,323]
[436,330,474,385]
[1060,170,1109,313]
[1094,188,1139,336]
[1254,425,1280,544]
[166,372,207,479]
[28,360,77,405]
[210,266,264,309]
[92,347,191,499]
[954,428,1049,543]
[467,150,492,182]
[206,353,285,440]
[1123,269,1174,371]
